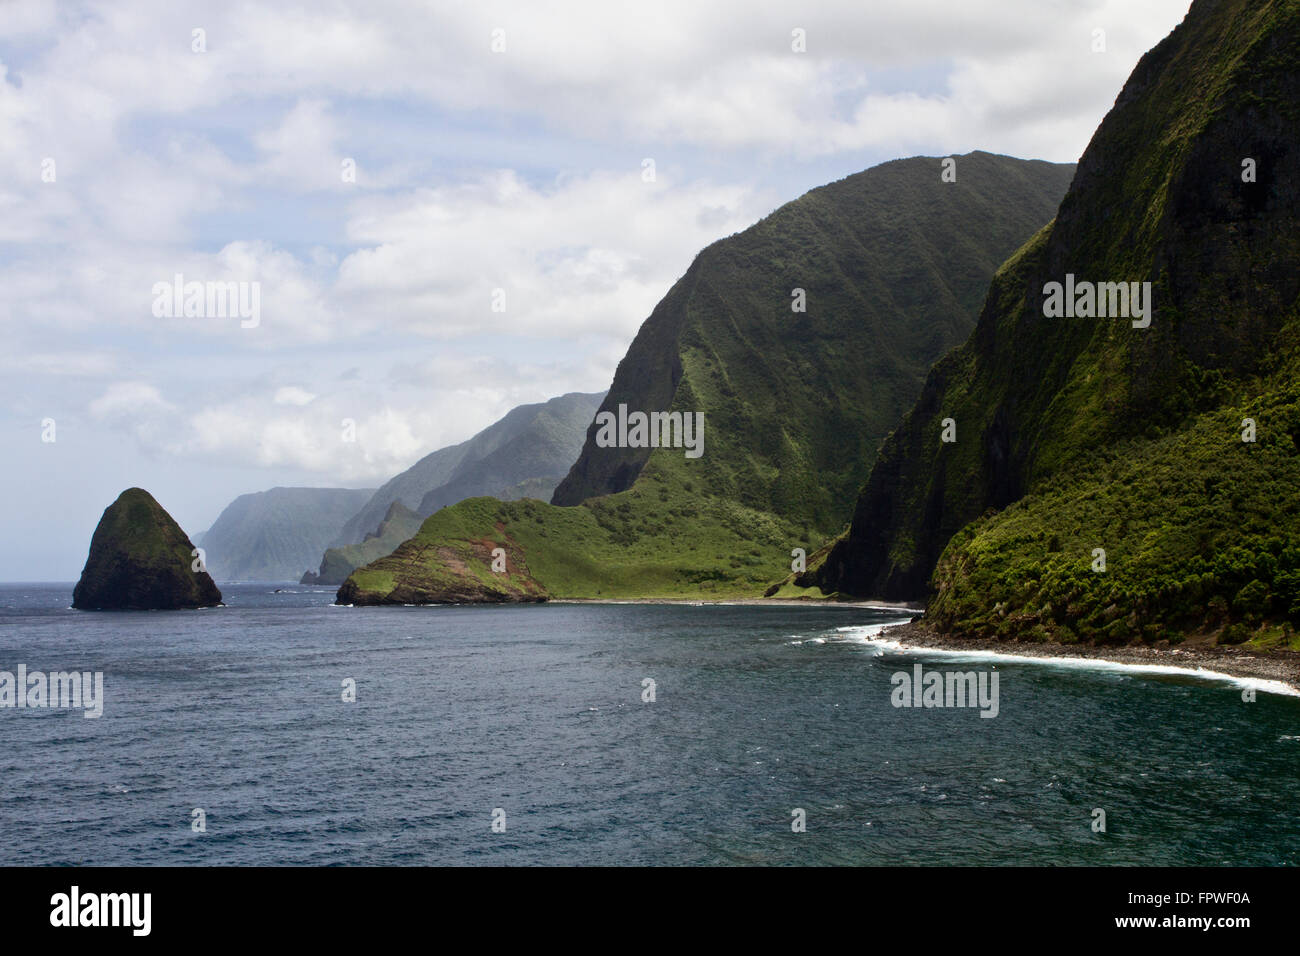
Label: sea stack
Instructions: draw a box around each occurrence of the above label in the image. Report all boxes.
[72,488,222,610]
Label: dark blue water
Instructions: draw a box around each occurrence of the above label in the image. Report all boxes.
[0,583,1296,865]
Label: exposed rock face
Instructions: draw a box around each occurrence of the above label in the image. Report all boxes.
[72,488,222,610]
[335,512,548,605]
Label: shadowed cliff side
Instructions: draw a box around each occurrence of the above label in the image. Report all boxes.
[812,0,1300,650]
[73,488,222,610]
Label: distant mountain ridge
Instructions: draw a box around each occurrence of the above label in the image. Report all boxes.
[314,390,605,583]
[199,487,374,582]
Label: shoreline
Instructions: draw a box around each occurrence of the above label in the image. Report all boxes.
[874,620,1300,694]
[548,597,925,611]
[323,590,1299,693]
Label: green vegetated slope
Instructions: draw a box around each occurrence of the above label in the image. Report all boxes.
[811,0,1300,648]
[316,391,604,583]
[339,153,1076,604]
[199,486,374,581]
[73,488,222,610]
[315,501,423,584]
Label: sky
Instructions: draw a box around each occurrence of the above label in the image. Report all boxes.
[0,0,1195,580]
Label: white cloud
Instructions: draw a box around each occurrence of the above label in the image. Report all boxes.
[0,0,1195,353]
[89,381,174,419]
[273,386,317,406]
[0,0,57,39]
[334,169,768,342]
[0,350,117,377]
[86,381,179,451]
[0,1,1193,158]
[68,353,602,482]
[0,166,770,351]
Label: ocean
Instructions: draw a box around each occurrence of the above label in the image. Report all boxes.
[1,583,1296,865]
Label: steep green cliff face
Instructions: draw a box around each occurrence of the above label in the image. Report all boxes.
[73,488,222,610]
[339,153,1076,604]
[814,0,1300,647]
[553,152,1076,524]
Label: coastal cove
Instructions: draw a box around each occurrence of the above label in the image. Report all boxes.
[429,597,1300,694]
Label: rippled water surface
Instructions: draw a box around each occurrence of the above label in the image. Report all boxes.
[1,583,1296,865]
